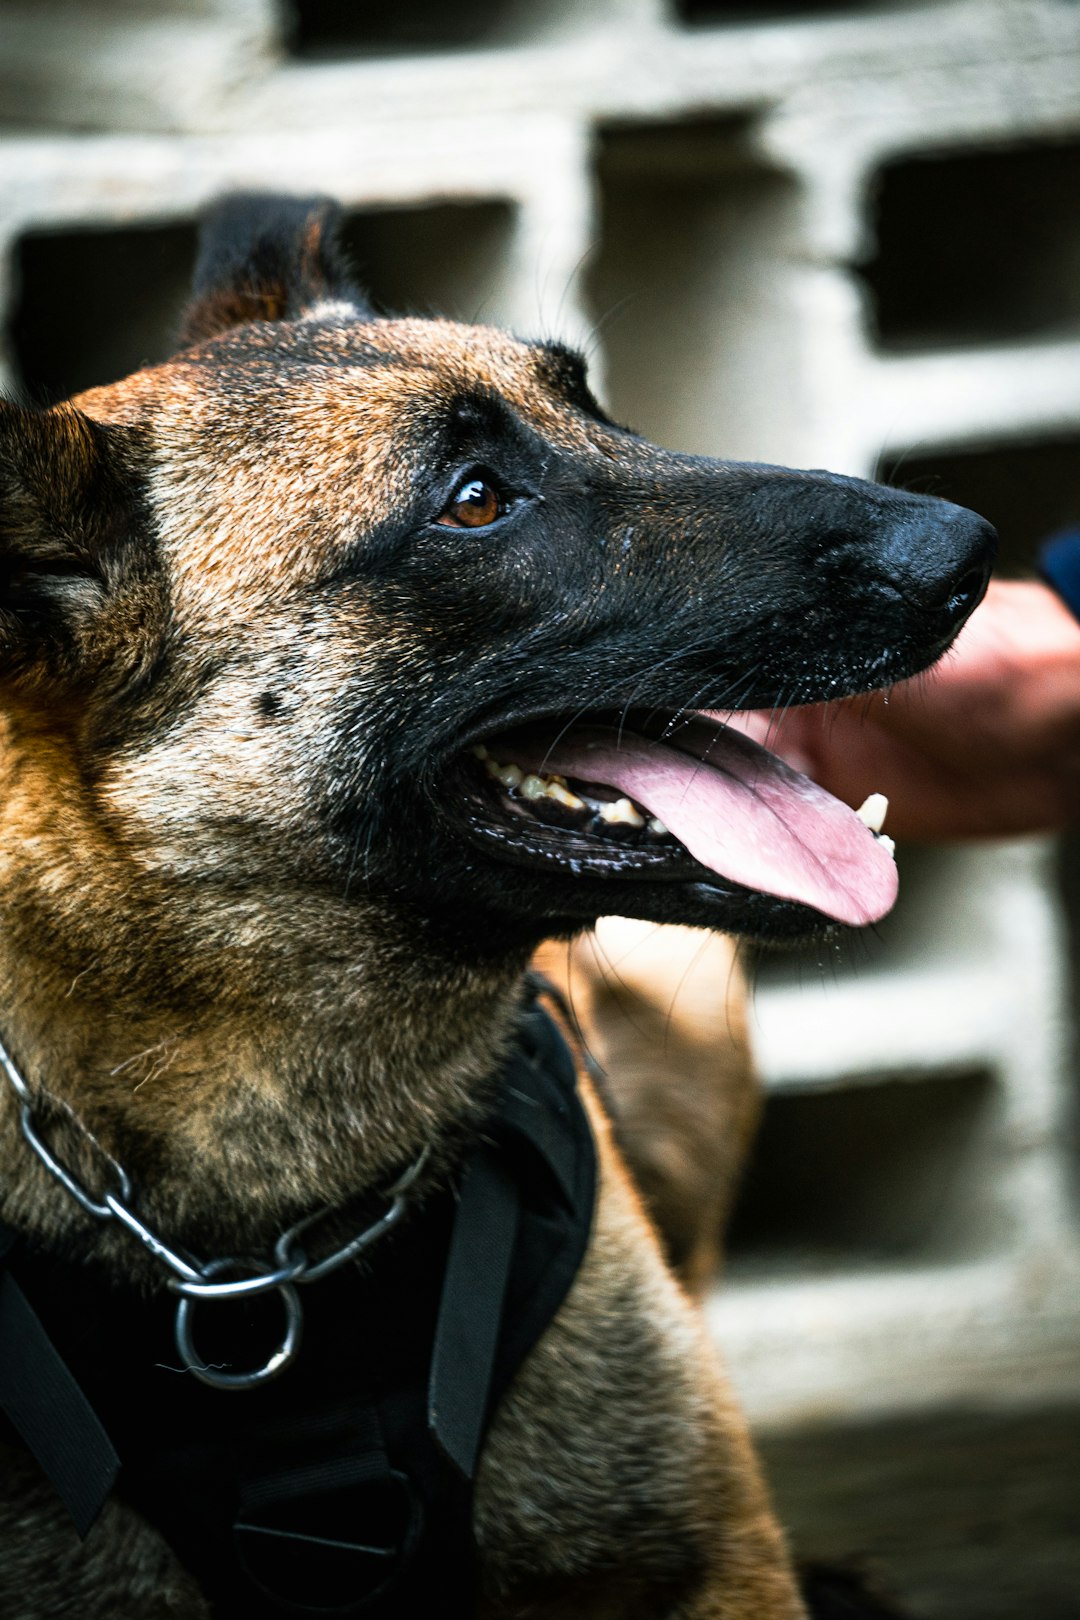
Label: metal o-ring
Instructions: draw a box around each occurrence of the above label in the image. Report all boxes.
[170,1255,305,1300]
[173,1257,303,1391]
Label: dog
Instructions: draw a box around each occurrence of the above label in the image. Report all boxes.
[0,193,994,1619]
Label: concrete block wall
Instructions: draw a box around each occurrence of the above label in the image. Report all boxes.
[3,3,1079,1611]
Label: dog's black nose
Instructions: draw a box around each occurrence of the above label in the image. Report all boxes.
[875,499,996,624]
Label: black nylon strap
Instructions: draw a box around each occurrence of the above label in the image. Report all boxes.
[233,1404,421,1614]
[427,1004,586,1481]
[0,1262,119,1536]
[427,1143,520,1480]
[238,1404,392,1513]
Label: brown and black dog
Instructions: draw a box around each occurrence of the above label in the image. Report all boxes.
[0,194,993,1619]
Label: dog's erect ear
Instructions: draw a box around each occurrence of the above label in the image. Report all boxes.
[177,192,370,346]
[0,398,145,679]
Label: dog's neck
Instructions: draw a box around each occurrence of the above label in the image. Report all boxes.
[0,721,531,1270]
[0,918,528,1270]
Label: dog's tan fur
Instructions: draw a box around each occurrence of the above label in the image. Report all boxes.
[0,209,808,1618]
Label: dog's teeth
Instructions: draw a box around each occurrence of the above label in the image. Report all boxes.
[487,759,523,789]
[647,816,668,835]
[877,833,896,859]
[482,755,586,810]
[472,743,489,761]
[599,797,645,828]
[483,755,523,789]
[855,793,888,833]
[545,781,585,810]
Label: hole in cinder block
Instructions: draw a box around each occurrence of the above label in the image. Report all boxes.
[673,0,923,23]
[726,1067,995,1274]
[861,140,1080,351]
[587,117,807,465]
[8,219,197,406]
[286,0,572,57]
[340,199,517,327]
[287,0,503,55]
[877,436,1080,579]
[6,202,518,405]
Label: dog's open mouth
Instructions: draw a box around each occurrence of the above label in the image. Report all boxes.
[460,711,897,928]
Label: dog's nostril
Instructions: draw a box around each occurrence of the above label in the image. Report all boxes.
[940,564,990,617]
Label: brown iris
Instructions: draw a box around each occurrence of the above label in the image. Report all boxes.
[437,477,502,528]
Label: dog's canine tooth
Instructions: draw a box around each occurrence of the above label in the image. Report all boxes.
[855,792,888,833]
[599,798,645,828]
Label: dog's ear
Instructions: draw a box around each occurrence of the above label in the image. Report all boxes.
[177,192,370,346]
[0,398,146,679]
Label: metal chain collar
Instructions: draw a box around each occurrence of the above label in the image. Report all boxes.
[0,1033,428,1391]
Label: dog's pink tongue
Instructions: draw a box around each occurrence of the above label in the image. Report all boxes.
[528,723,897,927]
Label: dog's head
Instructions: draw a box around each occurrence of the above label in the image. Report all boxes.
[0,194,994,964]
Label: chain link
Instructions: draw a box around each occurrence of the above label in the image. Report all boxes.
[0,1031,428,1388]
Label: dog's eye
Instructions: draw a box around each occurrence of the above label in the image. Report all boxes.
[437,477,504,529]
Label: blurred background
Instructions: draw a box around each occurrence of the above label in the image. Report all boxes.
[1,1,1078,1613]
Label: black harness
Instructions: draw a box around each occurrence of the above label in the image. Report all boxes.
[0,1000,596,1618]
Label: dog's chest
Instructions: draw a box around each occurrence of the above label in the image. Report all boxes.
[0,1004,595,1618]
